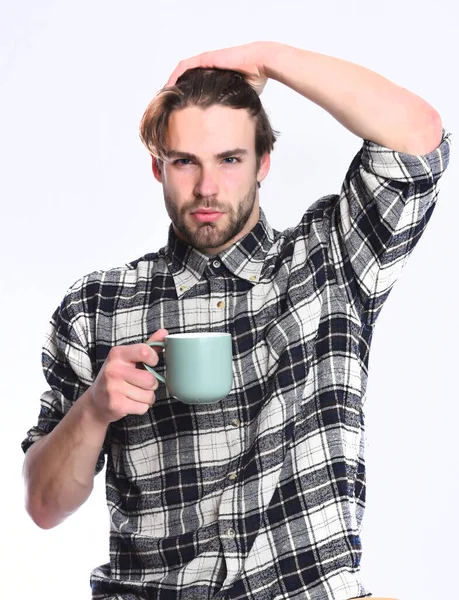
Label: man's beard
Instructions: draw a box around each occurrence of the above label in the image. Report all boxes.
[164,179,258,252]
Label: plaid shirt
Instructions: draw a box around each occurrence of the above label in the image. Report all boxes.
[23,131,451,600]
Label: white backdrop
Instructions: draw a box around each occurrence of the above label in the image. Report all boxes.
[1,1,457,599]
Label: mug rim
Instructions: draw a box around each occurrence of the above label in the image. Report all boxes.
[166,332,230,339]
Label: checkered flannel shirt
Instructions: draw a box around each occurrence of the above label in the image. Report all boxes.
[22,131,451,600]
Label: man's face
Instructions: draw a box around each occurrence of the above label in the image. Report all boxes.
[153,104,270,255]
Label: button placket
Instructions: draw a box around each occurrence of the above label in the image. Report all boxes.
[218,520,242,589]
[207,260,226,326]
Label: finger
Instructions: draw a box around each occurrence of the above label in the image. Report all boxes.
[124,398,153,416]
[111,343,159,368]
[146,328,168,357]
[123,366,159,391]
[166,52,213,86]
[147,328,169,343]
[122,381,156,406]
[167,61,194,86]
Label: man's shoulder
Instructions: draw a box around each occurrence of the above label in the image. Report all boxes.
[273,194,340,242]
[61,249,167,306]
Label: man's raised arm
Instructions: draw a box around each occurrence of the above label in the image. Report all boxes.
[167,41,442,155]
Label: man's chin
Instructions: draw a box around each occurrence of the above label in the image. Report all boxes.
[192,233,230,251]
[175,225,220,249]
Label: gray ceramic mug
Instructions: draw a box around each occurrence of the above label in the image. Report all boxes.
[143,332,233,404]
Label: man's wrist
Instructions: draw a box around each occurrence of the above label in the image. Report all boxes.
[77,388,110,440]
[253,40,283,80]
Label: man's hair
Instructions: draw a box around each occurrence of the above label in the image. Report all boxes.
[139,68,278,168]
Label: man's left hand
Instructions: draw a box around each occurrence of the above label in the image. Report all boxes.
[166,41,269,95]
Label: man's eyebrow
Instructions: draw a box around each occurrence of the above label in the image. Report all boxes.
[216,148,248,159]
[165,148,248,161]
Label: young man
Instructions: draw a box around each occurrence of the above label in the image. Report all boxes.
[22,41,450,600]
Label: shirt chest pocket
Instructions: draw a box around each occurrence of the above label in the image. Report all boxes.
[263,292,323,377]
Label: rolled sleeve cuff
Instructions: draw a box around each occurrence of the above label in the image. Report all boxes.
[361,128,451,182]
[21,404,107,475]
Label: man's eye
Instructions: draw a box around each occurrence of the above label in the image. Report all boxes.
[174,159,193,166]
[223,157,239,164]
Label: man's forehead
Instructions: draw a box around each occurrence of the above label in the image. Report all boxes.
[166,104,256,145]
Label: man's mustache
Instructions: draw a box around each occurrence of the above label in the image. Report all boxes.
[184,199,228,212]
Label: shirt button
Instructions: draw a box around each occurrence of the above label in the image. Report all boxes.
[216,300,225,309]
[212,260,221,268]
[231,418,240,427]
[227,528,236,538]
[228,472,237,481]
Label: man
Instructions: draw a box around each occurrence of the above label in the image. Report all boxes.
[22,41,450,600]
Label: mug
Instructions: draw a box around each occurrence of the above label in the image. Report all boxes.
[143,332,233,404]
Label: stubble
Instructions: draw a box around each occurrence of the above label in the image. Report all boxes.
[164,179,258,252]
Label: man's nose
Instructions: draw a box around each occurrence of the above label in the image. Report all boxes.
[193,166,219,198]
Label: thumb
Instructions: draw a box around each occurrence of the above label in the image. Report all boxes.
[146,328,169,349]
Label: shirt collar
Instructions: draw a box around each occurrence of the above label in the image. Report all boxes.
[165,208,275,298]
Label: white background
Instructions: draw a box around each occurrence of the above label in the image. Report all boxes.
[1,1,457,599]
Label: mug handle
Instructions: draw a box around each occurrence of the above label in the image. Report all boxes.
[143,341,166,384]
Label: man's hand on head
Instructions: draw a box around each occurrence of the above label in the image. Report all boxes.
[166,41,271,96]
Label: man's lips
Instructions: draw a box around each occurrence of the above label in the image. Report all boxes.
[191,211,224,223]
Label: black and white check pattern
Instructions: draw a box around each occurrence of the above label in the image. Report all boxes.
[23,132,451,600]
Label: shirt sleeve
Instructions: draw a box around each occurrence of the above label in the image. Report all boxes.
[329,129,452,325]
[21,280,107,475]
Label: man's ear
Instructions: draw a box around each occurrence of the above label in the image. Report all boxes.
[152,157,163,183]
[257,152,271,187]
